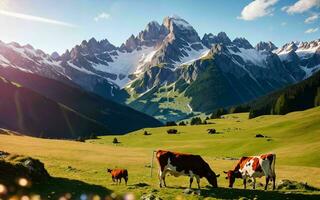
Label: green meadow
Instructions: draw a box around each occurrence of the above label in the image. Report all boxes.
[1,107,320,199]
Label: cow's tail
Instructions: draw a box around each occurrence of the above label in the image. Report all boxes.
[150,150,157,177]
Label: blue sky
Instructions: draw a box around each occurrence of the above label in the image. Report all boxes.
[0,0,319,54]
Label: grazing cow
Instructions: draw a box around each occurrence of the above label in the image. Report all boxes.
[107,168,128,185]
[155,150,220,189]
[224,153,276,190]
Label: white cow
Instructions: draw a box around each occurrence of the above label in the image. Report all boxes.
[224,154,276,190]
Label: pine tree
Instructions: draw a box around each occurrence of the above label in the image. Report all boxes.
[274,94,288,115]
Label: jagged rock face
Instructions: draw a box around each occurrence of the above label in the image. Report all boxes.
[1,16,320,122]
[120,35,140,52]
[162,16,200,44]
[137,21,168,47]
[65,38,116,60]
[0,40,123,101]
[275,39,320,80]
[202,32,232,47]
[232,38,253,49]
[120,22,168,52]
[0,41,67,82]
[255,41,277,52]
[144,16,207,71]
[51,51,60,60]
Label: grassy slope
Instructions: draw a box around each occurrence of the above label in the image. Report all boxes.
[0,107,320,199]
[128,82,194,122]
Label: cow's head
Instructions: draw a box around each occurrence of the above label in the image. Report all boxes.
[206,171,220,188]
[107,169,112,173]
[224,170,241,188]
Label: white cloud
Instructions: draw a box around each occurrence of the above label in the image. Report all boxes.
[238,0,279,21]
[305,13,319,23]
[94,12,110,22]
[283,0,320,14]
[0,9,77,28]
[281,22,287,26]
[305,27,319,33]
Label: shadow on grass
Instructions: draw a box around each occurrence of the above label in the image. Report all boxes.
[200,187,320,200]
[130,182,150,188]
[2,176,112,200]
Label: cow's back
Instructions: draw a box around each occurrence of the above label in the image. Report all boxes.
[156,150,210,177]
[237,154,276,178]
[112,169,128,178]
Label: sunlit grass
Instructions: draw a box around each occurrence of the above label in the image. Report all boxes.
[0,107,320,199]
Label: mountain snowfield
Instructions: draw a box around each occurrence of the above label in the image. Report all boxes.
[0,15,319,121]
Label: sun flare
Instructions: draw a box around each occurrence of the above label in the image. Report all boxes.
[0,0,8,9]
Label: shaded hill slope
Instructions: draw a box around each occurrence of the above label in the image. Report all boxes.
[0,68,162,137]
[247,71,320,118]
[0,75,108,138]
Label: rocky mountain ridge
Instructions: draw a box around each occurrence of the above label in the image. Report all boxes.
[0,15,319,121]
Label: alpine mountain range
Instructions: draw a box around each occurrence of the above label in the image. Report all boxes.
[1,15,319,122]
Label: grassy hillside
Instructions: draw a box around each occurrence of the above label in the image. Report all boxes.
[1,107,320,199]
[128,81,195,122]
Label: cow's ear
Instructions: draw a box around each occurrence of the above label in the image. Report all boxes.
[216,174,220,178]
[223,171,228,174]
[225,177,228,179]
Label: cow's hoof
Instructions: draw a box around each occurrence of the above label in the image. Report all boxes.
[183,188,193,194]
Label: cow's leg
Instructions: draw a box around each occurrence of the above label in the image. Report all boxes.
[162,171,167,187]
[195,176,201,190]
[243,178,247,189]
[265,176,270,190]
[252,178,256,190]
[119,178,121,184]
[272,175,276,190]
[189,177,194,189]
[158,170,163,187]
[125,176,128,186]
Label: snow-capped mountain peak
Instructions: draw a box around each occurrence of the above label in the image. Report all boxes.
[255,41,277,52]
[1,16,319,107]
[232,37,253,49]
[163,15,194,31]
[202,32,232,48]
[275,42,298,56]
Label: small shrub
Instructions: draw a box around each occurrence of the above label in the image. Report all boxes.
[166,121,177,126]
[167,129,178,134]
[210,108,227,119]
[255,134,265,138]
[178,121,186,126]
[89,133,98,139]
[190,117,202,125]
[76,136,85,142]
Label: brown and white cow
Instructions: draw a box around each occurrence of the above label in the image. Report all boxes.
[224,153,276,190]
[107,168,128,185]
[156,150,220,189]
